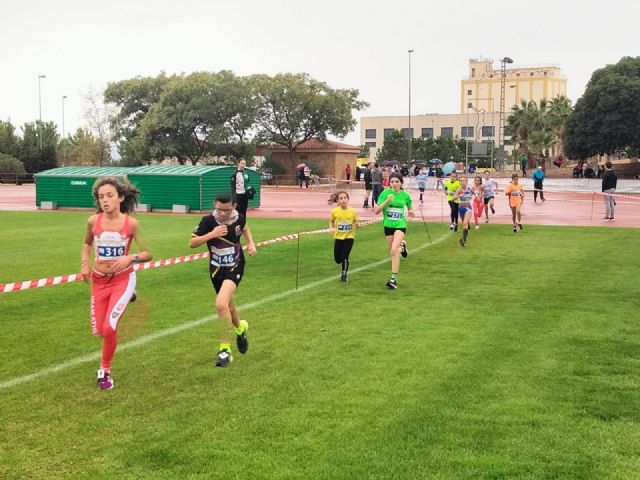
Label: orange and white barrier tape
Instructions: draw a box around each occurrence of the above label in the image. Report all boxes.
[1,219,381,294]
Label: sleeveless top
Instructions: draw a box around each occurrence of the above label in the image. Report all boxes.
[93,213,133,262]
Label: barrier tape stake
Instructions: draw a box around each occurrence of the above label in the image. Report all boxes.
[295,231,301,291]
[590,192,595,221]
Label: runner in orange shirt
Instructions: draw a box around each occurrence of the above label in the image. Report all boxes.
[504,173,525,233]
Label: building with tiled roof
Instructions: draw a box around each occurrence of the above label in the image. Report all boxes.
[270,139,360,179]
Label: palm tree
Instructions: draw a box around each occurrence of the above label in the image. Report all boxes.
[507,100,536,169]
[547,95,573,158]
[528,130,557,166]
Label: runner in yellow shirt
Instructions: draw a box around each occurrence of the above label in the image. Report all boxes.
[328,191,360,282]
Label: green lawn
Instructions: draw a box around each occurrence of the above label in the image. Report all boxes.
[1,211,639,479]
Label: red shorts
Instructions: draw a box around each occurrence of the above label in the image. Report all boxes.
[91,267,136,336]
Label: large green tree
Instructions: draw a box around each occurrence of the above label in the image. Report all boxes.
[104,73,174,165]
[0,121,20,157]
[566,56,640,159]
[250,73,368,173]
[19,121,58,173]
[376,131,466,164]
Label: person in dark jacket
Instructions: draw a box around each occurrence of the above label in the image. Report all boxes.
[230,159,250,217]
[601,161,617,220]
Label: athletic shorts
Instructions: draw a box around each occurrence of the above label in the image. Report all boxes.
[384,226,406,236]
[418,187,425,192]
[483,196,494,205]
[458,206,472,219]
[210,264,244,293]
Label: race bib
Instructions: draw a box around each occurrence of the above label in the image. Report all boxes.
[97,245,126,259]
[211,246,237,267]
[386,207,403,220]
[96,232,128,261]
[511,191,522,197]
[337,221,353,232]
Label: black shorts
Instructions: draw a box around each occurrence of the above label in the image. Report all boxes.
[483,196,494,205]
[384,226,406,236]
[210,263,244,293]
[365,182,372,191]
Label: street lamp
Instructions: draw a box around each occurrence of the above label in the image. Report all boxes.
[407,49,414,166]
[62,95,67,165]
[38,74,46,149]
[498,57,513,166]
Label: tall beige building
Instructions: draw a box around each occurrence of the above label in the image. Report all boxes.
[460,58,567,113]
[360,58,567,159]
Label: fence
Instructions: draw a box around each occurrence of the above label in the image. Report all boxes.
[0,173,35,185]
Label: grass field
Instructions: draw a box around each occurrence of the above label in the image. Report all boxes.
[1,211,639,479]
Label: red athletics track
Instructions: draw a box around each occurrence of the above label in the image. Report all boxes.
[1,184,639,228]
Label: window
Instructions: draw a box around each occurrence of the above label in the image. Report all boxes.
[402,128,414,138]
[461,126,474,138]
[471,68,475,77]
[440,127,453,137]
[544,71,548,76]
[481,126,495,137]
[516,73,520,77]
[421,127,433,138]
[467,89,472,95]
[365,129,376,139]
[365,141,376,147]
[383,128,395,137]
[530,72,534,76]
[489,74,494,78]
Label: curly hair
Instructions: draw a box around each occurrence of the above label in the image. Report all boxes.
[327,190,349,205]
[92,176,140,214]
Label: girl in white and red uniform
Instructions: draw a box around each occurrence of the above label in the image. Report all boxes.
[81,177,151,390]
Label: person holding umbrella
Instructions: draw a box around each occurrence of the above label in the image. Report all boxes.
[297,163,306,188]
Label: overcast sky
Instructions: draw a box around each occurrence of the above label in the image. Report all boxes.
[1,0,637,147]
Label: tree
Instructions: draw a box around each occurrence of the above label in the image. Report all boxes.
[81,87,115,166]
[547,95,573,157]
[0,121,20,157]
[0,153,26,183]
[60,128,108,166]
[18,121,58,173]
[104,73,174,165]
[251,73,368,173]
[566,56,640,159]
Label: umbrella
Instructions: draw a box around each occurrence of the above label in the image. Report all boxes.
[442,161,456,175]
[296,163,306,169]
[430,158,442,164]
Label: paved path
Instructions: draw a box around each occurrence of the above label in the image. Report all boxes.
[1,184,639,228]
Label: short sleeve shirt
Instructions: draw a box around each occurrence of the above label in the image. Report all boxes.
[193,213,246,269]
[378,188,412,228]
[504,183,525,208]
[330,207,359,239]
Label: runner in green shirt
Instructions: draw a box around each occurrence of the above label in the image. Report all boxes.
[374,172,414,289]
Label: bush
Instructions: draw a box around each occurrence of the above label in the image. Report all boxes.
[0,154,26,183]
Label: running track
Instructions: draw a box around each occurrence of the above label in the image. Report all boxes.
[1,184,638,228]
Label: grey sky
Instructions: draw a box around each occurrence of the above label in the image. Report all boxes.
[1,0,637,147]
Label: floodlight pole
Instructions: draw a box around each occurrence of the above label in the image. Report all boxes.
[38,74,46,150]
[498,57,513,166]
[407,49,414,166]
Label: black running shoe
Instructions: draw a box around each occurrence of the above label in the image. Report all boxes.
[340,273,347,282]
[459,238,465,247]
[130,291,137,303]
[491,206,495,214]
[518,223,523,230]
[236,321,249,354]
[386,278,398,289]
[216,349,233,367]
[513,225,517,233]
[400,240,408,258]
[454,224,458,232]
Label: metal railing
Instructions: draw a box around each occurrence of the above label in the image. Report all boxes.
[0,173,35,185]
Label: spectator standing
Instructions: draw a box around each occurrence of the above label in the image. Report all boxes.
[532,166,546,203]
[303,165,311,188]
[230,159,250,217]
[345,164,352,181]
[363,162,373,208]
[371,163,383,206]
[602,161,617,221]
[519,153,528,177]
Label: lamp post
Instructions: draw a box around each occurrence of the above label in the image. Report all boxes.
[407,49,414,166]
[38,74,46,149]
[498,57,513,166]
[62,95,67,165]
